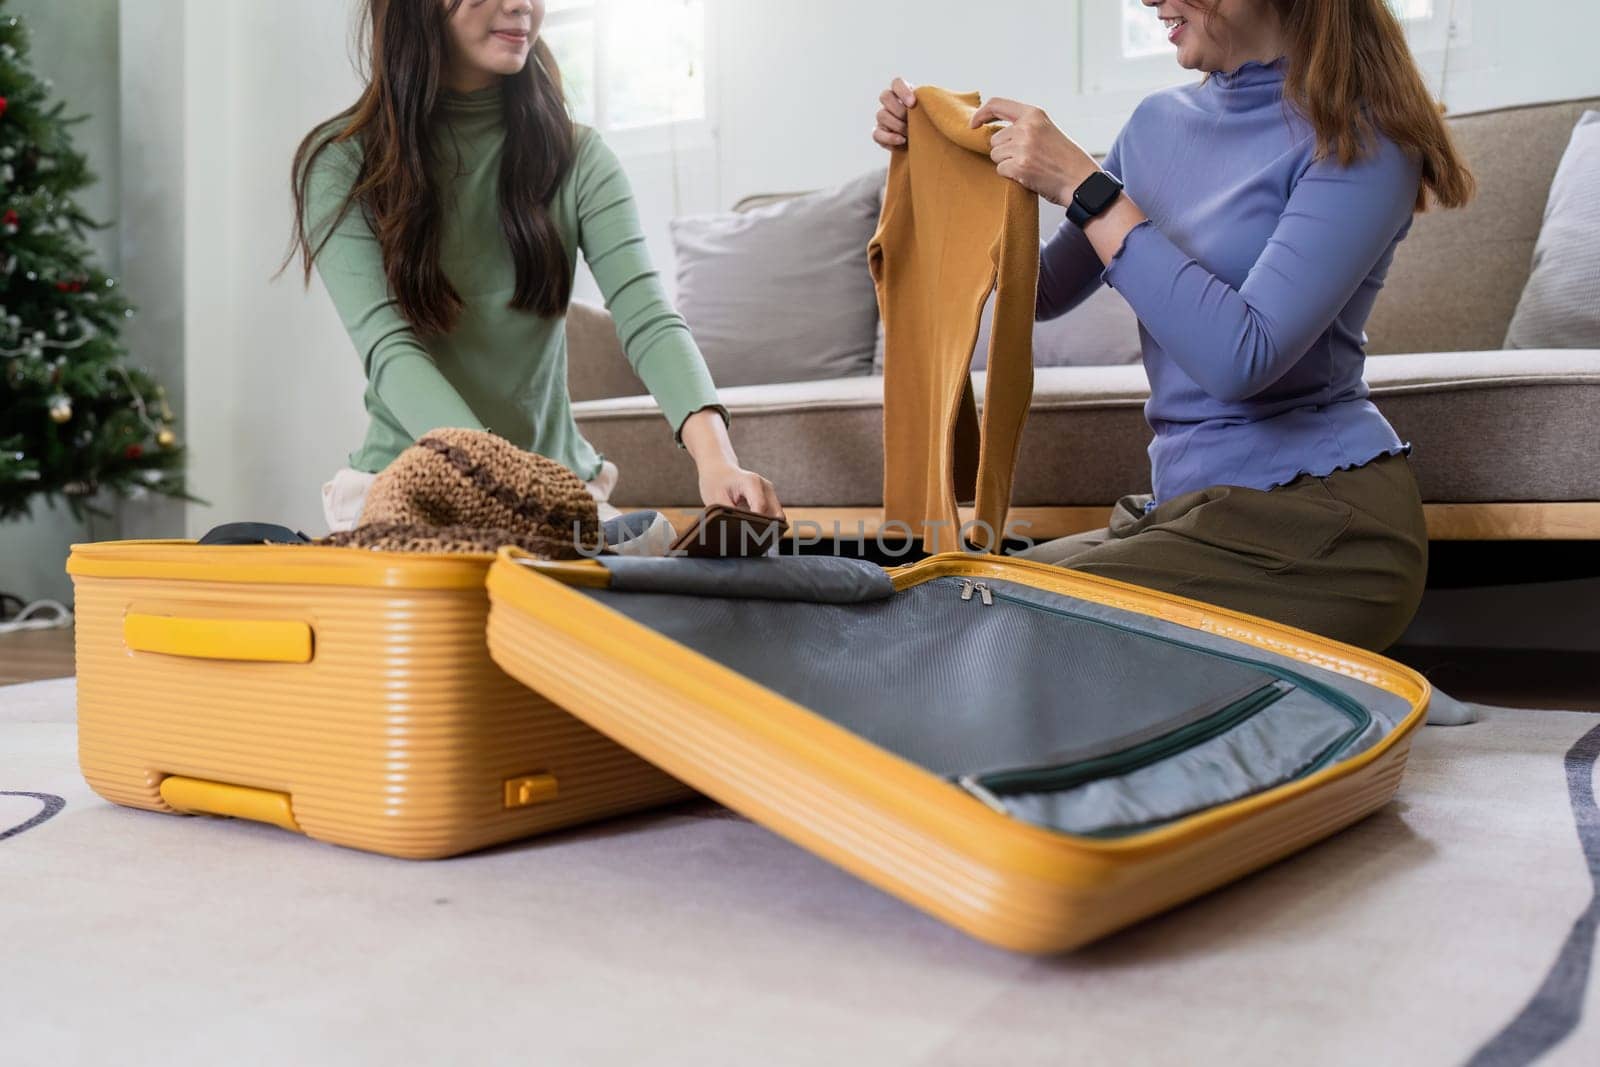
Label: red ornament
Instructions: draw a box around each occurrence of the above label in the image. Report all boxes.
[0,96,8,120]
[1,210,17,228]
[125,444,144,460]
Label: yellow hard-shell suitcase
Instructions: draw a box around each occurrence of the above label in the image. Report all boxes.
[485,548,1431,954]
[67,540,693,859]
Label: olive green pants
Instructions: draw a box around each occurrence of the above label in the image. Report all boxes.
[1012,453,1428,651]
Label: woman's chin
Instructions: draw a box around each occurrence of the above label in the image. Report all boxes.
[474,52,530,77]
[1172,46,1208,73]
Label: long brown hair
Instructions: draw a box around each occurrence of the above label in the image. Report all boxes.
[1200,0,1475,211]
[285,0,575,334]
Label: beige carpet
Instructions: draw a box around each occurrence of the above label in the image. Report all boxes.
[2,677,1597,1067]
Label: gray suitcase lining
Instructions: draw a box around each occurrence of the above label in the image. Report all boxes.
[577,559,1411,838]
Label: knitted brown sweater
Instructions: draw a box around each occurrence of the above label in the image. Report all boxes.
[322,428,601,557]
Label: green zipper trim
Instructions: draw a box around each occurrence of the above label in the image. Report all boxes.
[962,581,1374,788]
[978,680,1293,796]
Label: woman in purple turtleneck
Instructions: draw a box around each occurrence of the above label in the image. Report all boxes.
[873,0,1474,651]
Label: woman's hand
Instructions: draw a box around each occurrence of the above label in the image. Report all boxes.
[970,98,1099,207]
[873,77,918,149]
[678,407,785,518]
[697,461,783,518]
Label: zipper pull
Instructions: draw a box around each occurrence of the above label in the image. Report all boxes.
[974,581,993,606]
[959,578,975,602]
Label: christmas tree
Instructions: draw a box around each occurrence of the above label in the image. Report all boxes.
[0,1,187,521]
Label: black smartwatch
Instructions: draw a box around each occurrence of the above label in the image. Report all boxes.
[1066,170,1124,228]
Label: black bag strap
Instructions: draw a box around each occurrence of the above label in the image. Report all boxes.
[197,522,311,546]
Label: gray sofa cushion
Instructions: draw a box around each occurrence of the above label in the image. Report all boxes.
[575,350,1600,508]
[1366,97,1600,356]
[670,170,885,387]
[1506,111,1600,349]
[971,285,1144,371]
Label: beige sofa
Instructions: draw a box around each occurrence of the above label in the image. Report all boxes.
[566,97,1600,542]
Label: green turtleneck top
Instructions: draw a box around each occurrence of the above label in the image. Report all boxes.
[306,88,724,477]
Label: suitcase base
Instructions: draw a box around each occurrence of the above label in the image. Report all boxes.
[70,541,695,859]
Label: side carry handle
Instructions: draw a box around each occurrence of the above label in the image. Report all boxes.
[124,613,315,664]
[159,776,301,832]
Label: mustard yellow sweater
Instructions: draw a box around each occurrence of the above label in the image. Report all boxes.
[870,87,1038,553]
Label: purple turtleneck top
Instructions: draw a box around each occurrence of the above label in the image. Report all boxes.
[1037,58,1421,505]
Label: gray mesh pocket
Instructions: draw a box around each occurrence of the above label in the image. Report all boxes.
[967,684,1371,836]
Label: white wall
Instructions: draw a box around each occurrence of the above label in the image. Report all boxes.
[146,0,1598,538]
[115,0,186,543]
[1426,0,1600,114]
[179,0,369,536]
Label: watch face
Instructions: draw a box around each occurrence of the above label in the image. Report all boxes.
[1077,171,1123,215]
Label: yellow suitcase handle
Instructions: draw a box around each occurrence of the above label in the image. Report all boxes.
[124,613,314,664]
[159,776,302,832]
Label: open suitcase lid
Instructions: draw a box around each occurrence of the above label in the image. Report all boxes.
[485,549,1430,953]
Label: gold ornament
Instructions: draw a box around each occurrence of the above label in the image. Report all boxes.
[157,427,177,449]
[48,395,72,423]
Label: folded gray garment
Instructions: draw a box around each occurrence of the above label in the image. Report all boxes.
[599,555,895,603]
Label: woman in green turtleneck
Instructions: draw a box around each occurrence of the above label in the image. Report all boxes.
[286,0,782,532]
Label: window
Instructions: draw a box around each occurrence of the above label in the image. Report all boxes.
[1086,0,1465,96]
[542,0,707,134]
[1119,2,1172,60]
[1393,0,1468,61]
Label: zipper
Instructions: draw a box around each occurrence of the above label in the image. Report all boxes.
[957,579,993,606]
[976,679,1294,796]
